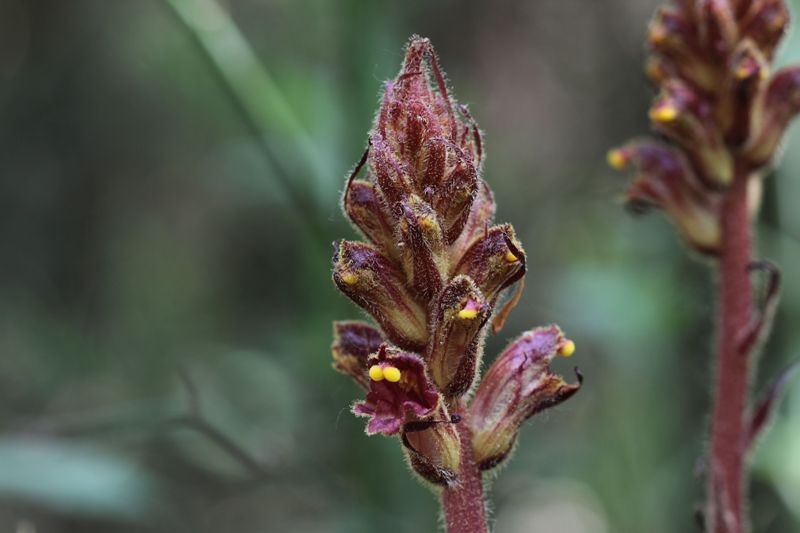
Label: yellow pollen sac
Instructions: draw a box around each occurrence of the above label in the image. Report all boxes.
[458,307,479,320]
[419,216,436,230]
[735,61,763,81]
[369,365,384,381]
[383,366,401,382]
[649,26,667,46]
[606,149,627,170]
[650,104,678,123]
[504,250,519,263]
[645,58,667,83]
[340,272,359,285]
[558,340,576,357]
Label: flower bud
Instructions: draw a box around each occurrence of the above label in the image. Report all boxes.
[402,416,461,486]
[740,0,789,60]
[649,7,719,92]
[452,224,525,303]
[397,195,449,300]
[698,0,738,58]
[331,321,385,389]
[648,7,692,53]
[449,180,496,262]
[427,276,491,398]
[744,66,800,166]
[382,91,444,171]
[377,38,455,152]
[419,138,479,243]
[608,141,722,254]
[649,80,733,186]
[369,135,415,210]
[352,345,442,436]
[344,178,398,258]
[469,326,582,471]
[716,39,768,144]
[333,240,428,352]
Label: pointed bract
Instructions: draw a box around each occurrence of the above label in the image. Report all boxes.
[397,194,449,300]
[344,178,398,257]
[452,225,526,303]
[332,321,385,390]
[745,65,800,166]
[402,416,461,486]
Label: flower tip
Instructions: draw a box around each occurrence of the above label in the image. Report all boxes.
[419,215,436,230]
[648,25,668,46]
[457,308,479,320]
[383,366,402,382]
[457,298,481,320]
[558,340,576,357]
[649,103,678,123]
[340,272,359,285]
[606,148,628,170]
[369,364,385,381]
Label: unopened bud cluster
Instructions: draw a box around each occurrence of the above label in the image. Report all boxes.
[332,36,581,486]
[609,0,796,253]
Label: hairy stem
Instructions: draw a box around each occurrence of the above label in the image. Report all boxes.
[708,167,753,533]
[442,405,488,533]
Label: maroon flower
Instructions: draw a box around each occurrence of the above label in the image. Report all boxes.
[469,326,582,470]
[332,36,581,520]
[352,345,441,436]
[609,140,722,254]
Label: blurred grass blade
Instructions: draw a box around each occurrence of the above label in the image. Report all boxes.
[163,0,327,242]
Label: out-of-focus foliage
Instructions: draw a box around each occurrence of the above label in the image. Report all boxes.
[0,0,798,532]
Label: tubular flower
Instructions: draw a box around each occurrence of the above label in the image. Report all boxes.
[469,326,582,470]
[331,36,581,489]
[609,0,795,254]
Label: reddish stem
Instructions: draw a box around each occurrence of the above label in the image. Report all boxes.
[441,405,488,533]
[708,168,753,533]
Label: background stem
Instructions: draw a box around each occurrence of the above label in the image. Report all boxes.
[708,167,753,533]
[441,406,488,533]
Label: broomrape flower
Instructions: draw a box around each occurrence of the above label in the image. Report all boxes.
[609,2,800,532]
[330,36,581,532]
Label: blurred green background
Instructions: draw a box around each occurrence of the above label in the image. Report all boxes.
[1,0,800,531]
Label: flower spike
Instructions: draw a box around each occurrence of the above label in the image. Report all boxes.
[610,2,800,531]
[331,36,581,529]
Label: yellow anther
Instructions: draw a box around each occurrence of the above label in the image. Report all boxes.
[505,250,519,262]
[558,340,576,357]
[419,216,436,230]
[769,13,787,31]
[645,58,667,83]
[383,366,401,382]
[734,65,752,80]
[649,26,667,46]
[606,149,627,170]
[369,364,385,381]
[340,272,359,285]
[649,104,678,123]
[458,308,479,320]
